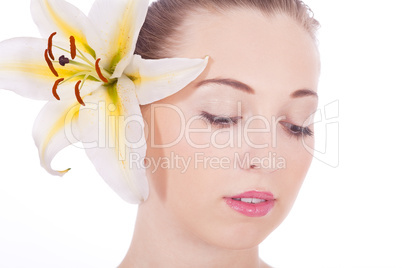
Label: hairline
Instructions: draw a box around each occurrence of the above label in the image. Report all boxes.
[161,6,317,58]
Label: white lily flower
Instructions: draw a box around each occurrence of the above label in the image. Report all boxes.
[0,0,209,203]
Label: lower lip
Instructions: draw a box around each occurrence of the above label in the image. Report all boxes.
[224,197,275,217]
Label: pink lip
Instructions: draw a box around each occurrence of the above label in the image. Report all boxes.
[224,191,275,217]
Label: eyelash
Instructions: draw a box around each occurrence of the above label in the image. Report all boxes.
[200,112,314,138]
[280,121,314,138]
[200,111,242,128]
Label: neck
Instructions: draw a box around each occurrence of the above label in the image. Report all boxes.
[119,197,265,268]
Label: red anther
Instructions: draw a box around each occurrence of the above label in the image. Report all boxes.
[44,49,59,77]
[70,36,76,59]
[95,58,109,83]
[52,78,64,100]
[75,80,85,106]
[47,32,57,60]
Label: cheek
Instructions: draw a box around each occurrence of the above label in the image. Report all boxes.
[145,107,315,248]
[147,142,230,245]
[148,105,186,147]
[146,122,240,244]
[275,136,314,213]
[144,109,216,203]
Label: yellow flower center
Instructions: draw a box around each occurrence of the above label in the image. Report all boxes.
[45,32,111,106]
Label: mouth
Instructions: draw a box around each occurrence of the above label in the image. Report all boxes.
[231,198,267,204]
[224,191,275,217]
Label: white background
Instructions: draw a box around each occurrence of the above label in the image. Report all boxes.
[0,0,401,267]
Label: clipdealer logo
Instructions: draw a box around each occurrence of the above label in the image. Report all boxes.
[62,100,340,168]
[302,100,340,168]
[129,151,286,174]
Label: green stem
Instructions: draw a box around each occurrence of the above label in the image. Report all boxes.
[53,45,94,67]
[80,73,91,90]
[59,71,92,84]
[77,48,95,67]
[69,60,92,69]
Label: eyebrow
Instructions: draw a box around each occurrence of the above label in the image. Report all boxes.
[196,78,255,94]
[197,78,318,99]
[291,89,318,99]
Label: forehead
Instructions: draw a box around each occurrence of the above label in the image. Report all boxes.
[175,8,320,96]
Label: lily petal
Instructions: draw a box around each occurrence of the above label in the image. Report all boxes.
[0,37,100,100]
[125,55,209,105]
[31,0,100,58]
[88,0,149,76]
[78,75,148,203]
[33,98,83,176]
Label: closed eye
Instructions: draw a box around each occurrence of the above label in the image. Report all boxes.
[280,121,313,138]
[200,111,242,128]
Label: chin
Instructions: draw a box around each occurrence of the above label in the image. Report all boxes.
[194,216,282,251]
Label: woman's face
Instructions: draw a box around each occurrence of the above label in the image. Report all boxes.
[141,9,320,249]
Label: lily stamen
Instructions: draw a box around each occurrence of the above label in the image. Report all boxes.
[95,58,109,83]
[59,55,70,66]
[52,78,64,100]
[70,36,76,59]
[74,80,85,106]
[44,49,59,77]
[47,32,57,60]
[0,0,211,204]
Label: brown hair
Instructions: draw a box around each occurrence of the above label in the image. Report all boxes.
[135,0,319,59]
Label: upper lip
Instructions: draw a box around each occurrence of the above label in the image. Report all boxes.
[227,190,275,200]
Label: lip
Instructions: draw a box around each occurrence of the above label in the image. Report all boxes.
[224,191,275,217]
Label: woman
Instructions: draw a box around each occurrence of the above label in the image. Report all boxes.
[123,0,320,267]
[0,0,319,267]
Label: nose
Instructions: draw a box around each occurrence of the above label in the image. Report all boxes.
[242,114,271,149]
[236,117,285,173]
[248,163,279,174]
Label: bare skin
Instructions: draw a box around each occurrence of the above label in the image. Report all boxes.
[121,197,270,268]
[120,8,319,268]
